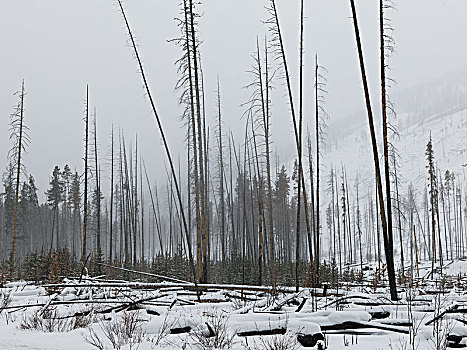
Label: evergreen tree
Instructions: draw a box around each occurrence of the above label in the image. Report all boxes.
[27,175,39,207]
[425,134,443,277]
[274,165,290,263]
[274,165,290,205]
[46,166,64,250]
[426,136,440,275]
[26,175,39,252]
[17,181,30,251]
[62,165,72,249]
[2,163,15,258]
[69,172,81,258]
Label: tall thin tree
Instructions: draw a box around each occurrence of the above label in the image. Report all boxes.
[9,80,28,271]
[349,0,397,300]
[82,85,89,262]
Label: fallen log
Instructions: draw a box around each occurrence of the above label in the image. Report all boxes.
[297,333,325,348]
[42,282,297,294]
[321,321,409,334]
[367,309,390,320]
[170,326,191,334]
[266,292,303,311]
[296,298,307,312]
[378,319,412,327]
[225,292,259,302]
[323,295,371,308]
[174,298,196,306]
[98,263,190,284]
[426,304,460,326]
[446,334,467,348]
[237,327,286,337]
[353,301,396,307]
[99,294,164,314]
[2,299,153,310]
[39,293,57,316]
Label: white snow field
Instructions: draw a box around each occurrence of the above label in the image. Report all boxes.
[1,260,467,350]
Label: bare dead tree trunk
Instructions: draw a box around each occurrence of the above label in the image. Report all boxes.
[268,0,313,287]
[216,78,226,263]
[133,137,138,264]
[349,0,397,300]
[93,110,101,257]
[185,0,208,284]
[140,157,144,261]
[380,0,394,260]
[201,67,210,282]
[82,85,89,262]
[263,38,275,285]
[109,126,114,263]
[10,80,26,274]
[294,0,305,292]
[175,0,202,280]
[314,56,320,285]
[250,37,276,287]
[250,117,265,286]
[143,161,163,255]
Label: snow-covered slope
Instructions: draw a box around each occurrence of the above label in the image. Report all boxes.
[324,107,467,189]
[324,71,467,192]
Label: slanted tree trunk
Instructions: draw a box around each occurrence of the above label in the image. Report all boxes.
[116,0,198,291]
[349,0,397,300]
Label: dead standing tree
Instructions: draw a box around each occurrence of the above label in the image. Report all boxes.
[266,0,313,290]
[109,126,114,263]
[92,109,102,260]
[186,0,209,284]
[242,38,276,286]
[172,0,206,283]
[215,78,226,263]
[82,86,89,262]
[380,0,394,266]
[9,80,29,273]
[349,0,397,300]
[314,56,329,284]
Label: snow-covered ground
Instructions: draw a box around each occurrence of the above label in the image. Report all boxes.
[1,261,466,349]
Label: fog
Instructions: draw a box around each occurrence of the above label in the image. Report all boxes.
[1,0,466,197]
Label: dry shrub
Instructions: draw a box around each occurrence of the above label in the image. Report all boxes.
[83,310,146,350]
[20,307,96,332]
[242,333,300,350]
[190,309,235,350]
[0,292,11,314]
[150,311,177,347]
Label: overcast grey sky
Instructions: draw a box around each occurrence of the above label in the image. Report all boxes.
[1,0,467,195]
